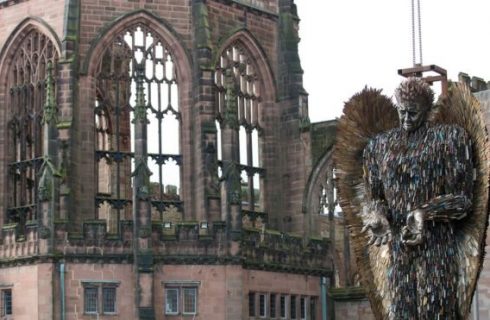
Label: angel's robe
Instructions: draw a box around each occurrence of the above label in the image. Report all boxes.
[363,123,473,319]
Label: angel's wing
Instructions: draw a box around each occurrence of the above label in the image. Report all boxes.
[431,82,489,317]
[334,87,398,319]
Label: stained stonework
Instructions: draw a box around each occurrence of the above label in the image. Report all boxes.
[0,0,331,319]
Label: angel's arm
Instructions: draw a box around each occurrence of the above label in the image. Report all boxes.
[419,126,473,221]
[362,139,391,245]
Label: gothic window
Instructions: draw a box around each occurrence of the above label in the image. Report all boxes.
[94,25,182,233]
[215,43,264,212]
[6,30,58,225]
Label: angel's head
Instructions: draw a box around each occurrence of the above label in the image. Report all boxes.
[394,77,434,132]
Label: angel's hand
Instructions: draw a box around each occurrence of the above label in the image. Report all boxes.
[402,209,425,246]
[361,211,392,246]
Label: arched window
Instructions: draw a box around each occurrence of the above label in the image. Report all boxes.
[94,24,181,233]
[215,43,264,212]
[6,29,58,226]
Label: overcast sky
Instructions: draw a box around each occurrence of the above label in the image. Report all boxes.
[295,0,490,122]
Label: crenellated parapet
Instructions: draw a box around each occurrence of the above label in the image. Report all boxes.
[0,219,331,276]
[0,220,229,264]
[152,222,229,260]
[54,220,133,258]
[0,222,39,259]
[241,227,332,275]
[54,220,229,260]
[458,72,489,92]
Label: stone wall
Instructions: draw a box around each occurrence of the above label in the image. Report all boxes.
[0,264,54,320]
[0,0,65,49]
[334,299,374,320]
[64,263,136,320]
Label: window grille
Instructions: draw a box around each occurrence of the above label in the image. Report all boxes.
[182,287,197,314]
[270,293,276,318]
[310,298,317,320]
[82,282,118,315]
[102,287,116,313]
[248,292,256,316]
[259,293,266,317]
[290,295,297,319]
[165,288,179,315]
[84,287,98,314]
[1,289,12,316]
[300,296,307,320]
[280,295,287,319]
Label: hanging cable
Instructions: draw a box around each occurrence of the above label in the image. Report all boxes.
[411,0,416,66]
[417,0,423,65]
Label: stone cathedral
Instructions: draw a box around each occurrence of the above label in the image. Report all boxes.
[2,0,490,319]
[0,0,337,319]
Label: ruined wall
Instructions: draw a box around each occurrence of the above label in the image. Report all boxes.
[0,0,65,49]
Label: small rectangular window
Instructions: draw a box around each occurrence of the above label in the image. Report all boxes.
[300,297,307,320]
[290,295,297,319]
[102,287,116,314]
[270,293,276,318]
[82,281,119,315]
[165,288,179,315]
[259,293,266,317]
[280,295,287,319]
[248,292,256,316]
[84,287,98,314]
[2,289,12,316]
[163,283,199,316]
[310,297,317,320]
[183,287,197,315]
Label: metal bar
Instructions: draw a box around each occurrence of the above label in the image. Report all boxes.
[115,78,121,234]
[158,81,163,205]
[398,64,447,76]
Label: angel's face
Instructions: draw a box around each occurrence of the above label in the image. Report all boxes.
[397,102,428,132]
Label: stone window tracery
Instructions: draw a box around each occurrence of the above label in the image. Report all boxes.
[94,25,182,233]
[6,29,58,226]
[319,167,340,216]
[215,43,264,212]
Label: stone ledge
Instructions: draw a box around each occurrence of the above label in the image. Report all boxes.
[243,259,331,277]
[212,0,278,18]
[329,286,367,301]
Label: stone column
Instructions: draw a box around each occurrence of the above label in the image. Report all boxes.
[192,0,220,222]
[131,64,155,319]
[38,62,60,254]
[220,69,242,254]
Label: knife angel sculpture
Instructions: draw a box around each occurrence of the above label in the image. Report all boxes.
[334,78,489,319]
